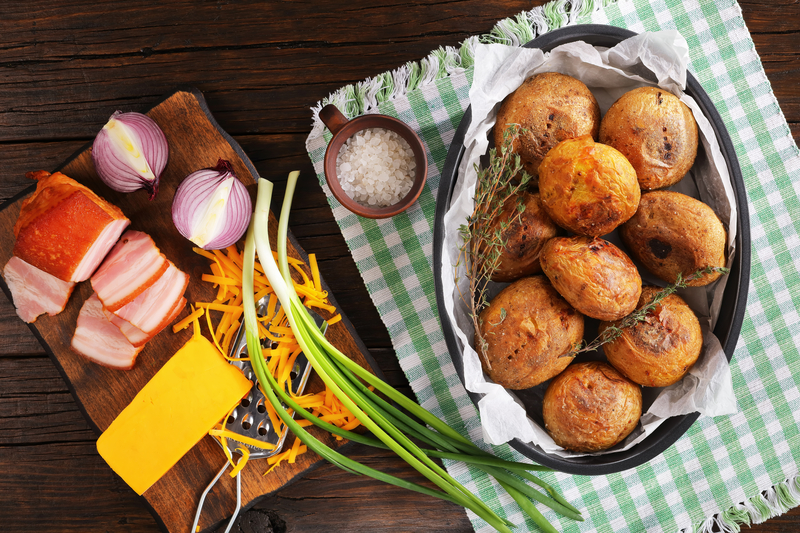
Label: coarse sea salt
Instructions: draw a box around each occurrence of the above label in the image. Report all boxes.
[336,127,416,207]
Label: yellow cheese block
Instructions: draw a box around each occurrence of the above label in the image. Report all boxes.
[97,322,251,495]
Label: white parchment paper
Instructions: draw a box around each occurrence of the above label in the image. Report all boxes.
[440,31,739,456]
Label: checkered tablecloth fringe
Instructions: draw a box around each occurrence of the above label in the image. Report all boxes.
[305,1,800,531]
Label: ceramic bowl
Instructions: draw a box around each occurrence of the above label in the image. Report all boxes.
[320,104,427,219]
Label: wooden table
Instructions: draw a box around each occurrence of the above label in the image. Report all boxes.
[0,1,797,531]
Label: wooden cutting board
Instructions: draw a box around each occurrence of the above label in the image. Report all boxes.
[0,89,378,533]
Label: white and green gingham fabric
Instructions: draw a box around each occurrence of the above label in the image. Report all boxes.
[304,0,800,531]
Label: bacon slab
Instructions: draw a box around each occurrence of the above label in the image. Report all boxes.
[13,171,130,282]
[91,230,168,312]
[71,294,143,370]
[2,256,76,323]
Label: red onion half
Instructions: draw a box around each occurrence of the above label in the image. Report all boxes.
[172,159,252,250]
[92,111,169,200]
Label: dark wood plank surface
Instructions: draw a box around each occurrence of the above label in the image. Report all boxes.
[1,1,798,532]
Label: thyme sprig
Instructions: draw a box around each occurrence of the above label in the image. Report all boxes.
[564,265,731,358]
[457,125,532,369]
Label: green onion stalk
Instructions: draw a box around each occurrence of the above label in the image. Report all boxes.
[241,172,583,532]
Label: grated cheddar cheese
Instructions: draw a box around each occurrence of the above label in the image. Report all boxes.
[184,246,364,474]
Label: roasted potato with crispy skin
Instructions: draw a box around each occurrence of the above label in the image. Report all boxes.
[620,190,726,286]
[538,136,641,236]
[540,236,642,321]
[490,191,561,282]
[476,276,584,390]
[600,86,698,190]
[543,361,642,452]
[494,72,600,184]
[601,286,703,388]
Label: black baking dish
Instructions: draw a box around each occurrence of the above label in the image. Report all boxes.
[432,24,751,475]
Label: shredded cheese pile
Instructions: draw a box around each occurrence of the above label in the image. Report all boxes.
[174,245,360,474]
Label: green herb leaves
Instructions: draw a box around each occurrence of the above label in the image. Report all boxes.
[458,125,531,369]
[565,265,731,358]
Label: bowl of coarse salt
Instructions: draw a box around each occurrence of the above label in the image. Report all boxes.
[320,104,428,219]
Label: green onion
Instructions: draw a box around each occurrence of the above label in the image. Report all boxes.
[242,203,463,506]
[242,172,583,532]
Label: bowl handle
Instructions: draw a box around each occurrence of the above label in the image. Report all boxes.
[319,104,350,136]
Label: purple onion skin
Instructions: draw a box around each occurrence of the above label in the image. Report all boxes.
[92,111,169,200]
[172,159,252,250]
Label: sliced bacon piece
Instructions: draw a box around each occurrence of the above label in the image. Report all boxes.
[2,256,76,323]
[165,296,187,329]
[71,294,143,370]
[104,310,150,347]
[91,230,168,312]
[113,262,189,335]
[13,170,130,282]
[105,296,186,347]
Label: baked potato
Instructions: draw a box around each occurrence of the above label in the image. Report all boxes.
[619,190,726,286]
[476,276,584,390]
[490,191,561,282]
[539,236,642,321]
[543,361,642,452]
[538,136,641,236]
[600,86,698,190]
[494,72,600,184]
[601,286,703,387]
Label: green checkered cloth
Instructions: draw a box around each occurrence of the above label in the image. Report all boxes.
[304,0,800,531]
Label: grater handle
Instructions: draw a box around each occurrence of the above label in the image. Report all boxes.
[191,459,229,533]
[223,471,242,533]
